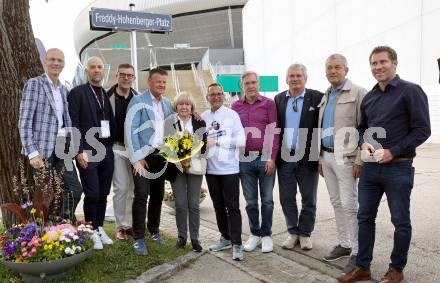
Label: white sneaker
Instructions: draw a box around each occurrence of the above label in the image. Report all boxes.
[92,231,103,250]
[243,235,261,252]
[281,234,298,249]
[98,226,113,245]
[261,236,273,253]
[299,236,312,250]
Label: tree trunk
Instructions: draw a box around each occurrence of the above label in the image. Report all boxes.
[0,0,44,227]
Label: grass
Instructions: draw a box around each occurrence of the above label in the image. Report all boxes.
[0,221,190,283]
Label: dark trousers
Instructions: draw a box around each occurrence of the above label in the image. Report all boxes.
[277,160,319,236]
[77,146,114,229]
[132,154,166,240]
[205,173,242,245]
[357,161,414,271]
[35,153,83,221]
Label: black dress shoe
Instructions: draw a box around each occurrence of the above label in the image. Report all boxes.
[176,237,186,249]
[191,239,203,252]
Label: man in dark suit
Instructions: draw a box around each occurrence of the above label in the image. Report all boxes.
[274,63,323,251]
[68,56,116,250]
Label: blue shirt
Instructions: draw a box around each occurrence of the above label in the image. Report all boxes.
[285,89,305,149]
[358,75,430,158]
[321,80,346,148]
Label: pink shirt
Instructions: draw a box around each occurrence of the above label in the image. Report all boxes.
[232,94,279,160]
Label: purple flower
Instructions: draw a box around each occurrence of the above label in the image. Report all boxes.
[3,240,16,257]
[8,226,21,235]
[19,223,37,242]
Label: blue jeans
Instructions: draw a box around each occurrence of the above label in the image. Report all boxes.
[277,160,319,236]
[239,157,275,237]
[357,161,414,271]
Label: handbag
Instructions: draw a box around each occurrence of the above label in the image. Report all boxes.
[186,157,207,175]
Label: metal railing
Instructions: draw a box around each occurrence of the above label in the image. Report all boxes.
[170,63,181,96]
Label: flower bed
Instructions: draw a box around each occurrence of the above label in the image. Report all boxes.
[1,222,93,263]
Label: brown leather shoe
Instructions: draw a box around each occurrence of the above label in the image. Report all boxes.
[116,230,127,240]
[124,228,134,236]
[337,267,371,282]
[379,267,404,283]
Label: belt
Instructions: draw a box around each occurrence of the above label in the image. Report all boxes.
[243,151,262,157]
[389,157,413,164]
[322,146,334,153]
[114,141,125,147]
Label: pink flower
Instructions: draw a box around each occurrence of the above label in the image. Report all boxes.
[31,247,37,253]
[21,241,27,248]
[45,224,76,233]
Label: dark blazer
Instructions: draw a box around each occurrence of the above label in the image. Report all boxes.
[68,83,116,154]
[274,88,323,170]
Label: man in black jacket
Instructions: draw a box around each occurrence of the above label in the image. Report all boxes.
[68,57,116,250]
[274,63,323,251]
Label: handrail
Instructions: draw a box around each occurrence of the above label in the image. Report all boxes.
[191,63,199,86]
[170,63,180,95]
[207,61,217,82]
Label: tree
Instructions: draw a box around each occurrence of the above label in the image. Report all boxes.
[0,0,44,226]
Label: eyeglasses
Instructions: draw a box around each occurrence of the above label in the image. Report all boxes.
[292,98,298,112]
[118,73,135,79]
[208,92,223,98]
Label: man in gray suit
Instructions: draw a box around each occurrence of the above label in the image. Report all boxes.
[18,48,82,220]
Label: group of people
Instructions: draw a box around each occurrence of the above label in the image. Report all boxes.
[19,45,431,283]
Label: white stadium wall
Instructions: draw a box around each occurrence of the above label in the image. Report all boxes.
[243,0,440,143]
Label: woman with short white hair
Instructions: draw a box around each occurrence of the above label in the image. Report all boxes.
[164,92,207,252]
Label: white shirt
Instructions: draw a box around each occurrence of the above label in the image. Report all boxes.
[201,105,245,175]
[46,74,64,132]
[150,93,165,149]
[178,116,193,133]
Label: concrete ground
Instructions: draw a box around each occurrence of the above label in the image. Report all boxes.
[97,144,440,282]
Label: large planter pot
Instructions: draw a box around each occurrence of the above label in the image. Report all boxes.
[3,248,93,283]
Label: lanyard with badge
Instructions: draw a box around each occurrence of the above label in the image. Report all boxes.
[89,85,110,138]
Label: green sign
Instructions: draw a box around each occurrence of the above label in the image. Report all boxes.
[217,75,278,92]
[110,43,129,49]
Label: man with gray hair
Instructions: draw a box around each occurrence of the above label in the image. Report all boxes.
[232,71,279,253]
[274,63,323,251]
[68,56,116,250]
[317,54,367,273]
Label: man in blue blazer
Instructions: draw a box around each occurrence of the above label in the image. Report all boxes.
[274,63,323,251]
[19,48,82,221]
[68,57,116,250]
[125,68,174,255]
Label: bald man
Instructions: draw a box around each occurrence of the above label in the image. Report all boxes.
[19,48,82,222]
[68,57,116,250]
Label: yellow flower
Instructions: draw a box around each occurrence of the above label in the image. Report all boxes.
[15,258,22,263]
[42,234,48,241]
[183,139,192,150]
[48,244,53,250]
[30,208,36,214]
[44,245,49,250]
[55,241,60,246]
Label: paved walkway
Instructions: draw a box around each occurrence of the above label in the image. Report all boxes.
[96,144,440,282]
[158,205,341,283]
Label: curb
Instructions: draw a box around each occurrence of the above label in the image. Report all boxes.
[123,250,207,283]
